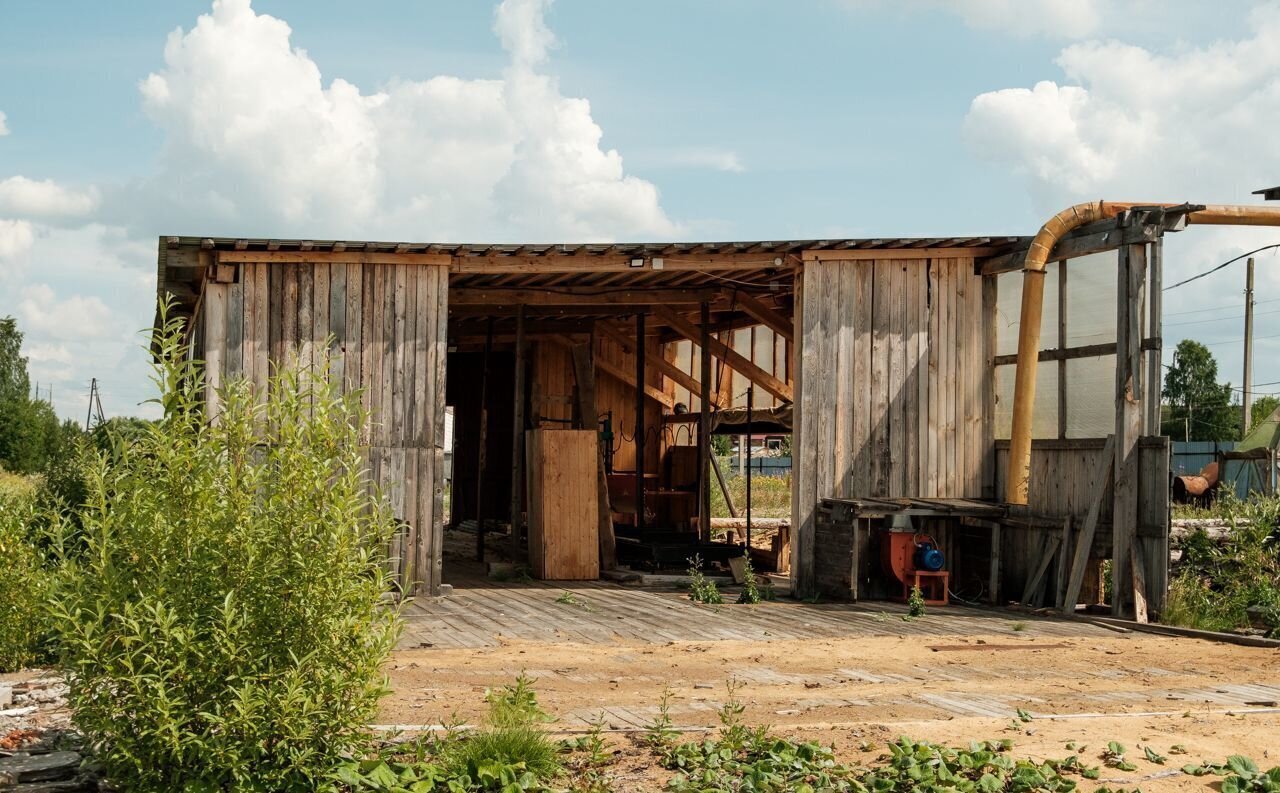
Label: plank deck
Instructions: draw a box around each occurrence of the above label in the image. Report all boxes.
[399,557,1117,650]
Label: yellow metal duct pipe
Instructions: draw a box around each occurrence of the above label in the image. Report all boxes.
[1005,201,1280,505]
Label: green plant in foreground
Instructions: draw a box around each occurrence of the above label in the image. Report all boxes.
[336,675,563,792]
[687,555,724,605]
[54,305,402,792]
[644,687,680,748]
[1217,756,1280,793]
[908,584,926,617]
[737,554,763,604]
[0,488,53,672]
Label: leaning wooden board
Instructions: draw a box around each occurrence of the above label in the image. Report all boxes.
[526,429,600,580]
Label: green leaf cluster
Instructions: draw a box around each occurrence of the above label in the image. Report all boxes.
[52,304,403,791]
[687,555,724,605]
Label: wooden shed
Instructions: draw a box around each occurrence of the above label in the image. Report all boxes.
[156,211,1176,618]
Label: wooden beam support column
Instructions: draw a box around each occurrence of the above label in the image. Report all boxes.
[569,332,617,570]
[508,305,526,562]
[635,313,647,532]
[1112,244,1146,618]
[698,302,713,538]
[652,305,794,402]
[475,317,494,563]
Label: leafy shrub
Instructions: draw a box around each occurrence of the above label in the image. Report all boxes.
[0,487,50,672]
[53,309,402,791]
[1164,496,1280,633]
[687,555,724,604]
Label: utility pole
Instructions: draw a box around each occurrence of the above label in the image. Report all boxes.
[1243,257,1256,435]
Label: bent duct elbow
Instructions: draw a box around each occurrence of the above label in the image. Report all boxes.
[1004,200,1280,505]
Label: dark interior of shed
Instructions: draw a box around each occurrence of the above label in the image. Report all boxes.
[441,257,797,582]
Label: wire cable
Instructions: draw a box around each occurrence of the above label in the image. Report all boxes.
[1164,243,1280,291]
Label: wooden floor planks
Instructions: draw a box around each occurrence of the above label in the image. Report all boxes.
[398,567,1115,650]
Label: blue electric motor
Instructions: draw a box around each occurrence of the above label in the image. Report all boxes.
[913,539,945,572]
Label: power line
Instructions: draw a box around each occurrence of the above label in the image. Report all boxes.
[1164,243,1280,291]
[1164,297,1280,317]
[1165,306,1280,328]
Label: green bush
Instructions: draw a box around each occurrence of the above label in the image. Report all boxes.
[53,309,402,791]
[1164,496,1280,634]
[0,485,50,672]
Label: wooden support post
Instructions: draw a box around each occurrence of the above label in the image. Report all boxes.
[989,522,1001,605]
[635,312,646,532]
[1131,540,1150,624]
[711,453,738,518]
[508,305,526,562]
[1147,238,1163,435]
[475,318,493,563]
[698,302,713,539]
[569,333,617,570]
[1112,244,1146,618]
[1022,533,1062,608]
[1062,435,1115,612]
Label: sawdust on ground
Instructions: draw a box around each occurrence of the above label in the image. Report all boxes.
[382,631,1280,792]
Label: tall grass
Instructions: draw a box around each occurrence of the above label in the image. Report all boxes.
[710,470,791,519]
[1163,496,1280,634]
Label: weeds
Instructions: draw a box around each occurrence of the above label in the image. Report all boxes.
[644,688,680,748]
[687,555,724,605]
[1011,621,1028,632]
[736,554,764,604]
[908,584,927,618]
[1164,495,1280,634]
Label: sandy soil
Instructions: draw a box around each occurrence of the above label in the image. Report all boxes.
[382,632,1280,791]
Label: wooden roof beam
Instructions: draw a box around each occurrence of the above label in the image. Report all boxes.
[725,290,794,342]
[595,321,721,405]
[651,305,793,403]
[449,287,715,306]
[546,335,674,408]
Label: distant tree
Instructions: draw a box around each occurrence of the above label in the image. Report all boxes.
[0,317,30,407]
[0,316,85,475]
[1161,340,1237,441]
[1250,394,1280,430]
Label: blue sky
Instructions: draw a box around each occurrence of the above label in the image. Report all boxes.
[1,0,1277,421]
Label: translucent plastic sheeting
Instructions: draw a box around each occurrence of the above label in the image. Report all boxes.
[1065,354,1116,438]
[995,261,1059,358]
[994,361,1057,439]
[1063,251,1119,347]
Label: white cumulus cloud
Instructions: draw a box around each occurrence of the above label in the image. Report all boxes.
[0,218,34,261]
[0,176,101,220]
[129,0,677,242]
[962,2,1280,393]
[844,0,1102,38]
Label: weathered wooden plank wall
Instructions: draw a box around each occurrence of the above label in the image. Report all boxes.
[993,437,1170,612]
[199,261,449,595]
[529,334,665,473]
[792,256,992,596]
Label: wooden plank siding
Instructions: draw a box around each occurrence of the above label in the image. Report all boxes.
[993,437,1170,613]
[792,256,992,598]
[195,261,450,596]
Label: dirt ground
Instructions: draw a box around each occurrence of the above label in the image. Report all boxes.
[382,632,1280,791]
